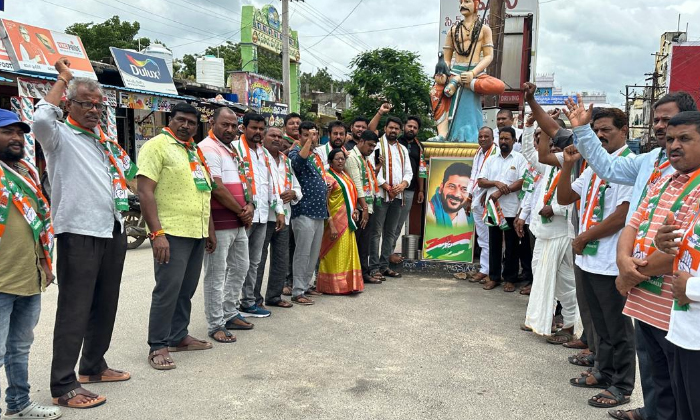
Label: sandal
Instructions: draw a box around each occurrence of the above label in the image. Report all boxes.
[570,371,609,389]
[79,367,131,384]
[282,286,292,296]
[371,272,386,282]
[389,253,404,264]
[546,329,576,345]
[292,295,314,305]
[588,386,631,408]
[483,280,501,290]
[470,273,487,283]
[209,327,236,343]
[568,351,595,367]
[383,269,402,278]
[4,402,62,419]
[269,300,293,308]
[168,335,212,352]
[563,339,588,349]
[52,387,106,409]
[503,282,516,292]
[148,348,176,370]
[520,284,532,295]
[608,408,645,420]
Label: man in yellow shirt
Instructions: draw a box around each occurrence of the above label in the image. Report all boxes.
[137,103,216,370]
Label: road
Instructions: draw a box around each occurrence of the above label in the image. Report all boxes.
[27,244,641,419]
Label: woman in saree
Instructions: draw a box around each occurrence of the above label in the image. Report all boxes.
[317,148,364,295]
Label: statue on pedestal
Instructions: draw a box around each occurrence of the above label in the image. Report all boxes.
[431,0,505,143]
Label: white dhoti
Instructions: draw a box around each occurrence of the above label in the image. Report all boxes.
[472,201,489,275]
[524,235,580,336]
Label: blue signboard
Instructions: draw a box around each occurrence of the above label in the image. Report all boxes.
[110,47,177,95]
[534,95,577,105]
[535,87,553,96]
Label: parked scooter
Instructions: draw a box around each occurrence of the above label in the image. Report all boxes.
[123,192,147,249]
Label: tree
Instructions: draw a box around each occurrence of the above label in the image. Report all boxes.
[345,48,433,136]
[301,67,334,93]
[66,16,151,61]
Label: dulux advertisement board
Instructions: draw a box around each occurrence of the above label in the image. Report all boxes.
[110,47,177,95]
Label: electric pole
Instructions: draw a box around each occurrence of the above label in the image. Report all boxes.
[282,0,291,107]
[485,0,505,108]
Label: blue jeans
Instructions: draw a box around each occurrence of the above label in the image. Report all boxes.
[0,293,41,414]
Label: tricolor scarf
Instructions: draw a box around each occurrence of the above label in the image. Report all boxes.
[407,139,428,179]
[541,168,562,224]
[351,148,379,206]
[429,186,453,227]
[278,153,293,216]
[673,199,700,311]
[208,130,252,203]
[470,144,497,196]
[483,197,510,230]
[329,168,358,232]
[318,142,349,162]
[519,163,541,200]
[637,149,670,207]
[237,135,281,211]
[633,167,700,295]
[162,128,212,192]
[379,135,406,201]
[580,146,631,255]
[0,160,54,271]
[66,116,137,210]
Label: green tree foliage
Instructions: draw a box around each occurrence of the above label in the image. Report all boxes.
[66,16,151,61]
[301,67,335,93]
[178,42,283,81]
[345,48,433,137]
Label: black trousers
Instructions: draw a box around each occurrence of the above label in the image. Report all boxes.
[579,267,636,394]
[574,264,598,354]
[638,321,677,420]
[355,209,373,278]
[50,222,126,397]
[488,217,531,283]
[285,229,296,288]
[672,344,700,420]
[256,222,290,305]
[147,235,205,353]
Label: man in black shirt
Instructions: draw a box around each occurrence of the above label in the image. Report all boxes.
[345,116,369,151]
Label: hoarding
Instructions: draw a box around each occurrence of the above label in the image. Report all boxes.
[0,19,96,79]
[110,47,177,95]
[668,43,700,107]
[0,41,13,71]
[423,157,475,262]
[247,73,281,108]
[247,4,300,62]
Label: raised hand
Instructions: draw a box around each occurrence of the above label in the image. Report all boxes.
[563,94,593,127]
[378,102,393,115]
[522,82,537,101]
[563,145,581,164]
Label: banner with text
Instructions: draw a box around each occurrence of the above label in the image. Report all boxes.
[0,19,96,79]
[110,47,177,95]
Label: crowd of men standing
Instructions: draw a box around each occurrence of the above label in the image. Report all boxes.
[1,55,700,420]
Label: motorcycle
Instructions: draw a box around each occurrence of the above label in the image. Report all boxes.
[123,193,148,250]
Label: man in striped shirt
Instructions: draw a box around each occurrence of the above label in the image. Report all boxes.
[617,111,700,420]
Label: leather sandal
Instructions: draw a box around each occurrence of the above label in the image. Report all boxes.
[78,368,131,384]
[52,387,106,409]
[148,348,176,370]
[168,335,213,352]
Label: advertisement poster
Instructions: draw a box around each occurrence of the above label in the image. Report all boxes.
[110,47,177,95]
[118,92,181,112]
[260,100,288,128]
[247,73,281,108]
[422,157,475,262]
[0,41,14,71]
[1,19,96,79]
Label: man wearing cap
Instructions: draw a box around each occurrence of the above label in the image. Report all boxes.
[0,110,62,419]
[32,58,133,409]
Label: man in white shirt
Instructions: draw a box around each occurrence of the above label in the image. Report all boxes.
[478,127,530,292]
[517,119,578,343]
[256,126,302,308]
[493,109,523,149]
[230,113,285,318]
[200,107,255,342]
[314,120,348,169]
[557,108,636,408]
[368,116,413,279]
[460,127,499,283]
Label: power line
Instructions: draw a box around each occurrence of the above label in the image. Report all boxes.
[290,3,363,52]
[305,0,363,50]
[299,22,438,38]
[298,1,371,50]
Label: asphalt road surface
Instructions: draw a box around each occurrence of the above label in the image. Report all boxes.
[26,244,641,419]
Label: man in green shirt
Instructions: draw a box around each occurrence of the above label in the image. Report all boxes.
[138,103,217,370]
[0,109,61,419]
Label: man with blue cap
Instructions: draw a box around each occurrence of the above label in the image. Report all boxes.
[0,109,61,419]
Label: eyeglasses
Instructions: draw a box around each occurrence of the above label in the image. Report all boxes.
[70,99,104,111]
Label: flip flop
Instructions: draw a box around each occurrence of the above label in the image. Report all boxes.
[148,349,176,370]
[79,368,131,384]
[383,269,402,278]
[209,327,236,343]
[168,335,213,352]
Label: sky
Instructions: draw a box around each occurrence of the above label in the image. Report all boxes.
[6,0,700,106]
